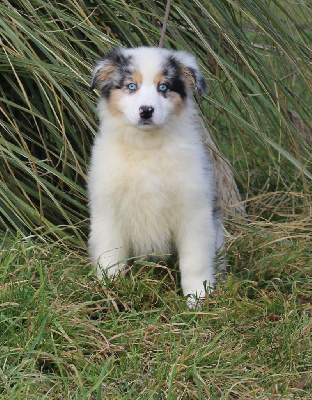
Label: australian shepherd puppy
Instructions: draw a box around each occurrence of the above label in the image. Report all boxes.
[88,47,224,307]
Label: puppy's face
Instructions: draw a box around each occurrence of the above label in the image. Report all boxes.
[91,47,206,130]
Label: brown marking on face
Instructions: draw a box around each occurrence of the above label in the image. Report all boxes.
[153,72,166,86]
[131,70,143,86]
[107,89,123,116]
[169,92,184,115]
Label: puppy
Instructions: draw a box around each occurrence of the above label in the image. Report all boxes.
[88,47,224,307]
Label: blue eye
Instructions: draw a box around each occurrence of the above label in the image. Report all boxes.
[158,83,167,92]
[127,83,137,91]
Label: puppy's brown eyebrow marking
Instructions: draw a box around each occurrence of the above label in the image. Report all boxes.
[131,70,143,85]
[153,72,166,85]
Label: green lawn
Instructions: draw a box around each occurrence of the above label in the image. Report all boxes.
[1,231,311,399]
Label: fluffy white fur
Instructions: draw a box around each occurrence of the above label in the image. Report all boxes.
[88,47,224,307]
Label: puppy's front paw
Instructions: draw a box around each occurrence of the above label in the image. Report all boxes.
[186,294,204,310]
[96,262,125,281]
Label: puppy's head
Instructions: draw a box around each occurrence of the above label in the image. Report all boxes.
[90,47,206,129]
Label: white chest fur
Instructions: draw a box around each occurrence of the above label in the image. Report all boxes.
[89,129,203,255]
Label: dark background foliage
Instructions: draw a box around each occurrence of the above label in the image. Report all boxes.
[0,0,311,245]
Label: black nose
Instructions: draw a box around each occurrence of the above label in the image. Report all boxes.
[139,105,154,119]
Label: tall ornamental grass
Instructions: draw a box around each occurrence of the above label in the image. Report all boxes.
[0,0,311,246]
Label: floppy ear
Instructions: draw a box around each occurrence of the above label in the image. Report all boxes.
[175,51,207,95]
[90,58,115,91]
[182,65,207,96]
[90,48,129,92]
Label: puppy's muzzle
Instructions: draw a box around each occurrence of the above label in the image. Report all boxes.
[139,105,154,120]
